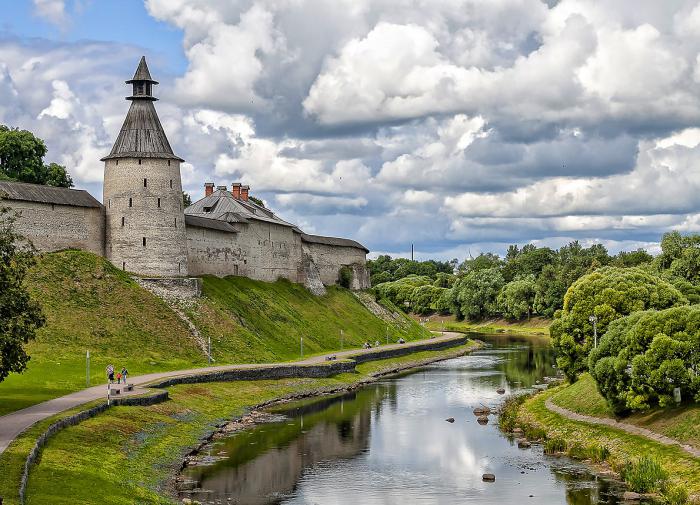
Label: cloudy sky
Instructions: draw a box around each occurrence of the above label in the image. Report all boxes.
[3,0,700,259]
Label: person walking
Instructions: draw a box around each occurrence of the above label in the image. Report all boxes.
[121,366,128,384]
[106,364,115,383]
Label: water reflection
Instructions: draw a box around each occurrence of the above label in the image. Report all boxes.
[180,334,626,505]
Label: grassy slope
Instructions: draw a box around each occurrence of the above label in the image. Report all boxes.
[186,275,430,364]
[9,343,477,505]
[0,251,430,415]
[0,251,204,415]
[422,315,550,336]
[550,373,700,449]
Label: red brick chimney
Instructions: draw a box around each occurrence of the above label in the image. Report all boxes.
[231,182,242,199]
[240,185,250,202]
[204,182,214,197]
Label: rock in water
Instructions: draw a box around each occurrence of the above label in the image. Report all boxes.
[473,406,491,415]
[496,387,506,394]
[446,417,455,423]
[622,491,641,501]
[482,473,496,482]
[477,416,489,425]
[517,439,531,449]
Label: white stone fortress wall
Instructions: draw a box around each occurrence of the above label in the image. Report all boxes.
[2,199,104,255]
[103,157,188,276]
[303,241,370,289]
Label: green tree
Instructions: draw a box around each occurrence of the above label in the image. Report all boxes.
[0,207,45,382]
[182,191,192,208]
[498,276,537,320]
[534,264,567,317]
[550,267,686,382]
[613,248,653,268]
[450,267,504,320]
[457,253,503,275]
[0,125,72,187]
[590,306,700,414]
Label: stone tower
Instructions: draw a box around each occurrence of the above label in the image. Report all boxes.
[101,56,188,276]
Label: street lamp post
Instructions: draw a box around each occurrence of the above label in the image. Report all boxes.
[301,336,304,358]
[86,350,90,387]
[589,315,598,348]
[340,329,344,351]
[208,336,212,365]
[385,325,389,346]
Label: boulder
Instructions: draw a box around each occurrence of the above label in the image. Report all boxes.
[182,499,192,505]
[477,416,489,425]
[482,473,496,482]
[446,417,455,423]
[517,439,531,449]
[473,406,491,415]
[622,491,641,501]
[496,388,506,394]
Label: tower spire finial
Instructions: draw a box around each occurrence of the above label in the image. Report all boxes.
[125,56,158,101]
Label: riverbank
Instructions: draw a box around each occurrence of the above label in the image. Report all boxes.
[2,341,480,505]
[503,380,700,503]
[420,315,550,337]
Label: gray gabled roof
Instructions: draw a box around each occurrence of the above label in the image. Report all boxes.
[0,181,102,208]
[301,233,369,253]
[185,214,238,233]
[101,100,183,161]
[185,189,297,228]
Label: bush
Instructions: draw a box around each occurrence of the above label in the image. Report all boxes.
[589,305,700,414]
[620,456,668,493]
[551,267,686,382]
[338,266,353,288]
[662,484,688,505]
[543,437,567,454]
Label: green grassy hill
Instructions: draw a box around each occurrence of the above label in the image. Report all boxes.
[0,251,429,415]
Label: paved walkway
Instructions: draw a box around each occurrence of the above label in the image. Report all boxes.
[544,398,700,459]
[0,333,464,456]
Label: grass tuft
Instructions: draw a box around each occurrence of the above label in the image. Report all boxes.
[620,456,668,493]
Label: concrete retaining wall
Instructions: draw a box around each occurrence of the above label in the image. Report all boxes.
[350,336,469,363]
[18,391,168,504]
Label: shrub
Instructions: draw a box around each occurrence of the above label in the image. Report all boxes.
[498,394,528,432]
[662,484,689,505]
[551,267,686,382]
[543,437,567,454]
[589,305,700,414]
[338,266,353,288]
[620,456,668,493]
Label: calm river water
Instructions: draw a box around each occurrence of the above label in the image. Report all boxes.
[180,334,628,504]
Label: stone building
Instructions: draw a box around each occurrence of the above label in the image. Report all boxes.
[0,57,370,291]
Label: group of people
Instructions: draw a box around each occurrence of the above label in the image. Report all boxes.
[105,364,129,384]
[361,337,404,348]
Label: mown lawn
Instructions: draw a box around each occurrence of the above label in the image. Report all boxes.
[0,251,429,416]
[519,388,700,496]
[550,373,700,449]
[3,343,477,505]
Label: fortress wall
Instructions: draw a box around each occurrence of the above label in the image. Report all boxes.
[186,220,302,282]
[303,242,370,289]
[3,199,104,255]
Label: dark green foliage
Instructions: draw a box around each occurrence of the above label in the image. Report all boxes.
[498,393,528,432]
[450,267,504,320]
[182,191,192,208]
[249,195,265,208]
[0,125,72,187]
[498,275,536,320]
[367,255,456,286]
[0,207,45,382]
[338,265,353,288]
[457,252,502,275]
[551,267,686,382]
[590,305,700,414]
[620,456,668,493]
[612,248,653,267]
[374,275,449,314]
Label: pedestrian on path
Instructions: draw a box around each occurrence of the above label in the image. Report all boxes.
[106,364,115,383]
[121,367,128,384]
[116,372,122,384]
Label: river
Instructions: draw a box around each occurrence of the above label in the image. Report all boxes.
[179,333,628,504]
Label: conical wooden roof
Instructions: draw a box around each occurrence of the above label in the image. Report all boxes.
[126,56,158,84]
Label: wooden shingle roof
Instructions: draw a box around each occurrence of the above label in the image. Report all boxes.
[0,181,102,208]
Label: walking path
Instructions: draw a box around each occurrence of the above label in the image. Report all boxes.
[0,333,464,456]
[544,398,700,459]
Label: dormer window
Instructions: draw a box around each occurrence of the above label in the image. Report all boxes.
[203,206,213,213]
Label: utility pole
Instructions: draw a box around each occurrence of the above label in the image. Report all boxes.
[589,315,598,348]
[208,336,212,365]
[386,325,389,346]
[301,336,304,358]
[86,350,90,387]
[340,330,344,351]
[411,243,414,262]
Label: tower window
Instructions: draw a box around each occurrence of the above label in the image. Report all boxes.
[169,179,173,188]
[144,178,147,187]
[121,217,125,227]
[116,160,119,166]
[174,217,177,226]
[138,159,142,165]
[108,199,111,208]
[168,160,171,167]
[157,198,161,208]
[178,262,181,273]
[122,261,125,270]
[129,198,132,207]
[142,237,146,247]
